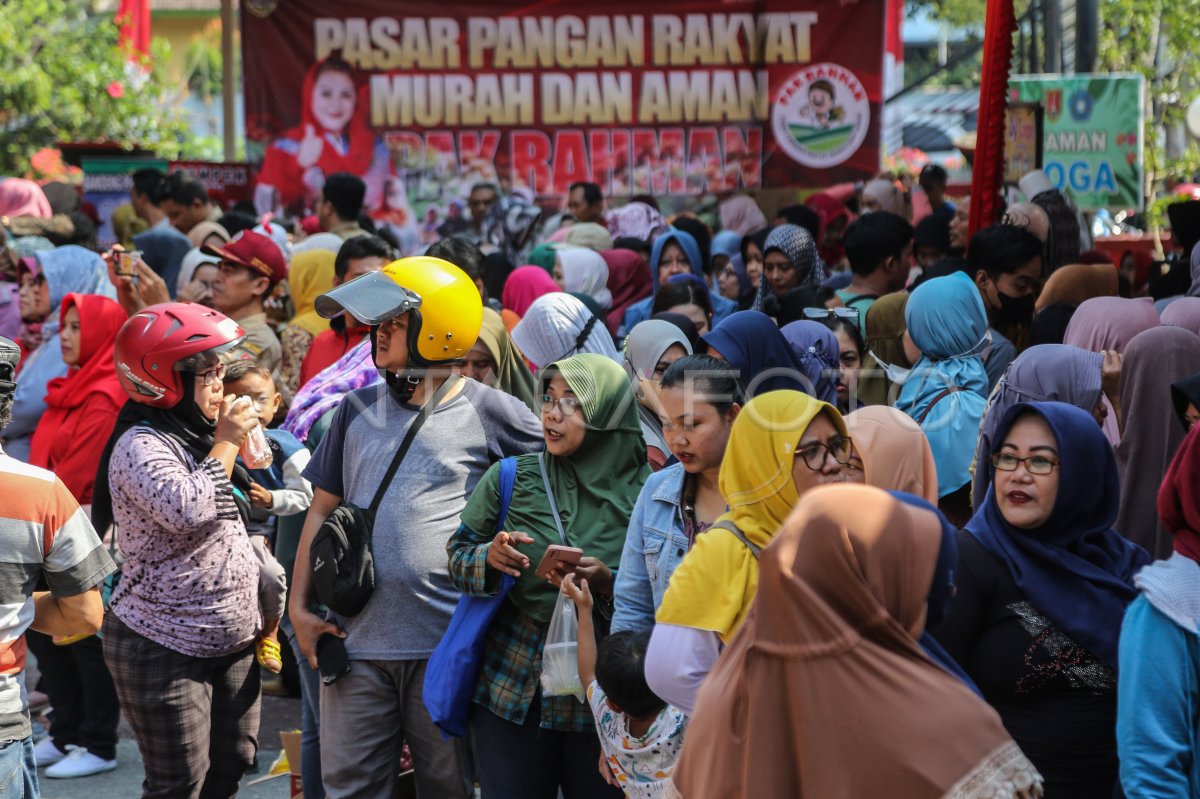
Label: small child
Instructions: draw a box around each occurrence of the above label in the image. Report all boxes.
[562,574,686,799]
[223,361,313,674]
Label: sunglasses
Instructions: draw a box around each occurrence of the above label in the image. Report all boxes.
[803,307,859,320]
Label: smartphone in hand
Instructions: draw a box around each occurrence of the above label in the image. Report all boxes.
[534,544,584,579]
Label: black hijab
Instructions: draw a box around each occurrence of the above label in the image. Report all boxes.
[1171,372,1200,430]
[92,373,253,534]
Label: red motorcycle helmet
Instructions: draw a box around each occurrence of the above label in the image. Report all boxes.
[114,303,245,408]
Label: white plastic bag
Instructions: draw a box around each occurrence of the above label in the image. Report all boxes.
[540,592,585,701]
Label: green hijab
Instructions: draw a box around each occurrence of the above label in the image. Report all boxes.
[477,307,539,412]
[528,243,559,273]
[461,352,649,622]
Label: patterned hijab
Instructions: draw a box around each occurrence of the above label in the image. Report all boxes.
[282,338,381,442]
[763,224,823,292]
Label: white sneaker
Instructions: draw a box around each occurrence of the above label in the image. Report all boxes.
[44,748,117,779]
[32,737,70,766]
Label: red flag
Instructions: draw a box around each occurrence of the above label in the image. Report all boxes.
[116,0,150,58]
[969,0,1016,240]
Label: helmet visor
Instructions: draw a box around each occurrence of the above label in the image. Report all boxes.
[175,337,247,373]
[315,271,423,325]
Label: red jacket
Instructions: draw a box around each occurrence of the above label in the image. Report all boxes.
[299,324,371,390]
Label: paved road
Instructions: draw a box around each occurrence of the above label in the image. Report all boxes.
[32,682,302,799]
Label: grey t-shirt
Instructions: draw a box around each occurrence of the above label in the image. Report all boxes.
[304,378,542,660]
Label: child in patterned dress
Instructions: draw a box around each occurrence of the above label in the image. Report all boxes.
[562,574,686,799]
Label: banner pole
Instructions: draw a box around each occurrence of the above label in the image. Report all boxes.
[969,0,1017,240]
[222,0,236,162]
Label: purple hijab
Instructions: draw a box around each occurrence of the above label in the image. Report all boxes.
[780,321,840,404]
[1115,326,1200,559]
[1161,296,1200,338]
[283,338,382,442]
[1063,296,1160,444]
[970,344,1103,509]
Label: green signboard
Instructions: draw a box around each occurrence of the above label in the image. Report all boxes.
[1010,73,1144,210]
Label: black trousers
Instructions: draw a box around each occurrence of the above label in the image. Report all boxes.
[470,695,622,799]
[26,631,120,760]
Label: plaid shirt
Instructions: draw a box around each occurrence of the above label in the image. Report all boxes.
[447,525,594,733]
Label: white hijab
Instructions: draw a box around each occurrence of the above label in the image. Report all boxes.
[558,246,613,309]
[511,292,620,370]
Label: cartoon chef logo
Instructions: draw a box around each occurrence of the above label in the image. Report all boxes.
[773,64,871,168]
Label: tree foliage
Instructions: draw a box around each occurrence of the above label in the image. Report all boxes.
[1098,0,1200,198]
[0,0,188,175]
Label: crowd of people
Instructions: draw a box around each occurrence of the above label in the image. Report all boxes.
[2,163,1200,799]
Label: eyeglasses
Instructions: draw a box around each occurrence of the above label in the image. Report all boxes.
[803,307,860,320]
[991,453,1058,475]
[540,394,582,417]
[198,363,226,387]
[796,436,853,471]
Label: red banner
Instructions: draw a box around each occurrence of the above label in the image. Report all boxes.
[168,161,255,207]
[241,1,884,222]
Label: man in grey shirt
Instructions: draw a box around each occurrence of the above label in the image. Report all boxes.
[290,257,541,799]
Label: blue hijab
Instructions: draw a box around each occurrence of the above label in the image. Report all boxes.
[700,310,807,398]
[966,401,1149,669]
[896,272,989,497]
[649,229,704,292]
[971,344,1103,509]
[6,246,117,460]
[620,228,735,337]
[780,321,840,404]
[889,490,982,696]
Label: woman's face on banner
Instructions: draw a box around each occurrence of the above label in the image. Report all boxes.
[311,69,356,133]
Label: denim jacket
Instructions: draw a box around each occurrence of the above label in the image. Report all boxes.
[612,463,692,634]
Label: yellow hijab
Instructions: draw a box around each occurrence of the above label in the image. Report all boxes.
[288,250,336,337]
[656,390,846,641]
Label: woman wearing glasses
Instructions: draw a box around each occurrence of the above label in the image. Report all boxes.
[448,353,648,798]
[92,303,266,796]
[930,401,1148,799]
[645,390,851,715]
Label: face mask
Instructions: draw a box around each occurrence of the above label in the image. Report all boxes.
[870,351,911,384]
[994,290,1035,326]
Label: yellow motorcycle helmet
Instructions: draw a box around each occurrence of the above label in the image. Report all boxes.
[315,255,483,367]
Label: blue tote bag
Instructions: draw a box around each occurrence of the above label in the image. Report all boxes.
[424,456,518,738]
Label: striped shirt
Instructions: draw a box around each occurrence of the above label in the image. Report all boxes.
[0,449,114,742]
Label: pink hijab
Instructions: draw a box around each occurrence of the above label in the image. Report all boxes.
[502,266,561,318]
[0,179,52,219]
[1064,296,1161,444]
[719,195,768,236]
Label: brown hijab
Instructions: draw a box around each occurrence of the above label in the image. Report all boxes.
[1115,326,1200,559]
[859,291,909,407]
[1035,263,1118,311]
[672,485,1043,799]
[846,406,939,503]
